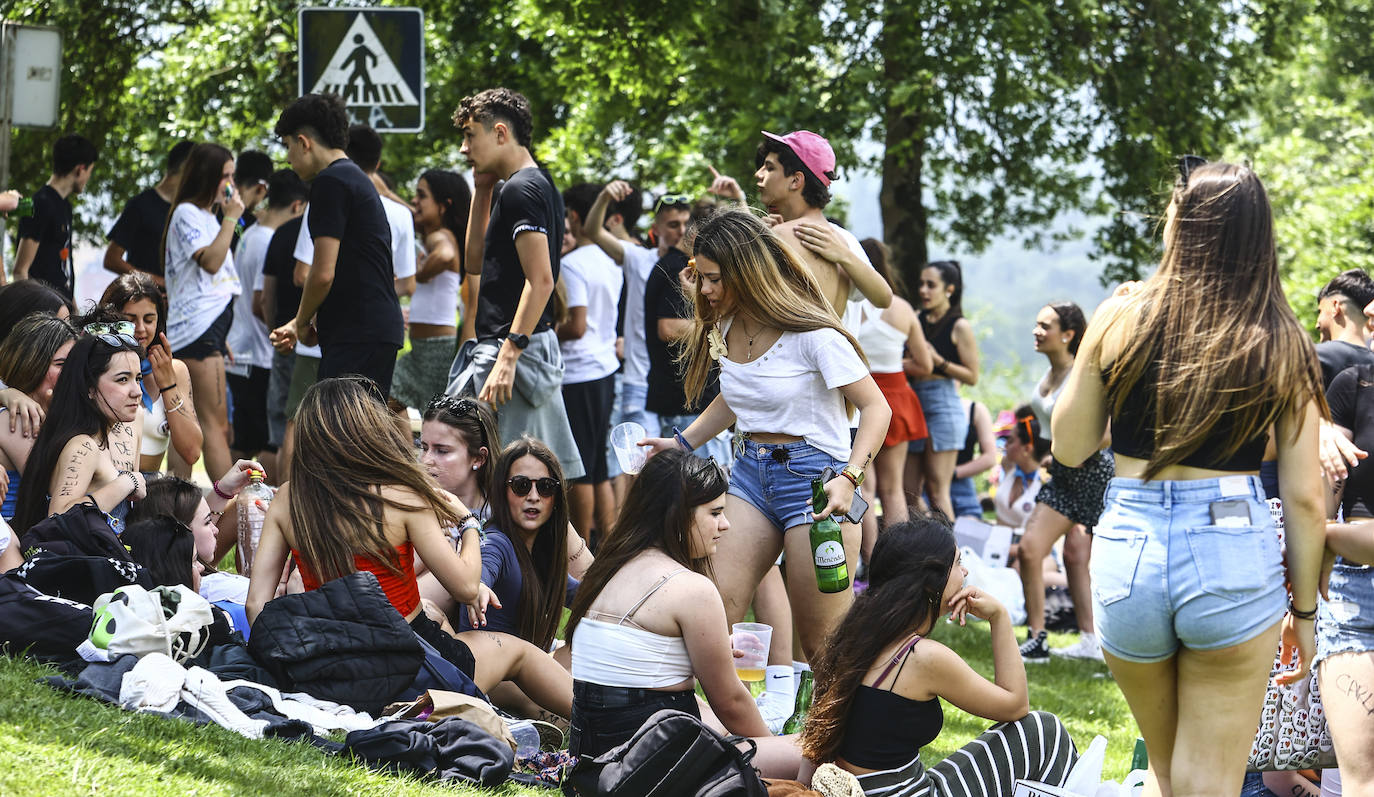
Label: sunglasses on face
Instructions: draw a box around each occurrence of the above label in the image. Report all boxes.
[653,194,692,215]
[508,475,560,498]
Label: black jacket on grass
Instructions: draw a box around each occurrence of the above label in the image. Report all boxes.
[247,571,423,715]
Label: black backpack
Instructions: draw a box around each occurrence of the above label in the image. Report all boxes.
[562,709,768,797]
[20,502,136,563]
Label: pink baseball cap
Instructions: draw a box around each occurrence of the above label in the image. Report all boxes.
[761,130,836,186]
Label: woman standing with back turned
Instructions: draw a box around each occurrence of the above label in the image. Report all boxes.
[1053,160,1326,796]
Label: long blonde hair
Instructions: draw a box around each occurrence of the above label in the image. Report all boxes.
[1104,162,1324,478]
[289,378,464,582]
[679,209,866,402]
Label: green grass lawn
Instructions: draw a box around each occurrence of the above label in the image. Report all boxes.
[0,623,1138,795]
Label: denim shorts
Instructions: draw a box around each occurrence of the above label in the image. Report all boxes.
[1316,559,1374,667]
[1091,475,1286,663]
[729,437,846,531]
[910,378,967,452]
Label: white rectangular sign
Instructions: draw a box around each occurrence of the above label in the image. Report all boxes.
[7,24,61,129]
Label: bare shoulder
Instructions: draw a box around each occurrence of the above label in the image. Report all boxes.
[59,434,100,461]
[893,636,959,699]
[881,296,916,325]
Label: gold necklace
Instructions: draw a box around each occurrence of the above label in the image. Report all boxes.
[740,318,764,361]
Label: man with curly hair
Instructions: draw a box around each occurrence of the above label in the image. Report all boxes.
[446,87,585,481]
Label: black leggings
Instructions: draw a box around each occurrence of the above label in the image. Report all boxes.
[569,680,699,758]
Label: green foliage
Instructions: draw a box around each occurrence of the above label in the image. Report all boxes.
[0,0,1315,294]
[1242,9,1374,335]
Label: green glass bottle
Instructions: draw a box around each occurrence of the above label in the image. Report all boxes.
[782,670,815,734]
[12,197,33,218]
[810,478,849,593]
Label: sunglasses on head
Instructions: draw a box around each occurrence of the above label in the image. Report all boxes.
[653,194,692,215]
[508,475,560,498]
[1177,154,1207,188]
[83,321,138,349]
[425,394,487,445]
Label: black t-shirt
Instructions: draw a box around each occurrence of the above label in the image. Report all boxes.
[107,188,171,276]
[474,167,564,341]
[1316,341,1374,390]
[16,185,74,298]
[262,216,304,329]
[1328,364,1374,518]
[644,248,720,417]
[306,158,402,347]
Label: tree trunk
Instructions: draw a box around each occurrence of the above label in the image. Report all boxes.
[878,12,928,295]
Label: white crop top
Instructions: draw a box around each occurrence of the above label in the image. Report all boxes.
[409,269,462,327]
[1029,370,1066,442]
[853,302,906,373]
[718,322,869,461]
[570,569,694,689]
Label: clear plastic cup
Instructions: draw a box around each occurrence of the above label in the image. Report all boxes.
[610,421,648,475]
[731,622,772,682]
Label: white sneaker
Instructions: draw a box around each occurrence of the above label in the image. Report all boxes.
[1053,632,1105,662]
[755,693,792,735]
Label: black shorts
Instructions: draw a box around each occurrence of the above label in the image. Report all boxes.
[227,365,274,454]
[1036,449,1115,529]
[319,342,400,398]
[562,372,616,484]
[173,303,233,360]
[569,681,699,759]
[410,612,476,679]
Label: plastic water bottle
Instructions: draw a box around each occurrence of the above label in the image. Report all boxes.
[782,670,815,734]
[810,478,849,593]
[236,472,274,576]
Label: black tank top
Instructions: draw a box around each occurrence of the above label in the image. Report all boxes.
[920,311,962,366]
[836,635,944,770]
[955,402,978,466]
[1107,358,1267,471]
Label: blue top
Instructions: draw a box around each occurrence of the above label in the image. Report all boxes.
[457,528,577,640]
[2,469,18,520]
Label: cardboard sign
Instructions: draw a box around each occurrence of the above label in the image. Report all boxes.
[953,515,1013,567]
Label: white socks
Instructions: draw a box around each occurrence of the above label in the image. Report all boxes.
[757,665,796,716]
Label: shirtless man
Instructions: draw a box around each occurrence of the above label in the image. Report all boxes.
[708,130,892,320]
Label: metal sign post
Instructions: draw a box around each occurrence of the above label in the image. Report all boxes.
[298,7,425,134]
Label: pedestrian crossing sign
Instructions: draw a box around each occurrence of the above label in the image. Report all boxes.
[298,7,425,133]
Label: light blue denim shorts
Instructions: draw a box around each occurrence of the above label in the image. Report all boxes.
[1316,559,1374,667]
[729,437,846,531]
[910,378,967,452]
[1091,475,1286,663]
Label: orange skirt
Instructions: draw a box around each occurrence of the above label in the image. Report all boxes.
[873,370,928,448]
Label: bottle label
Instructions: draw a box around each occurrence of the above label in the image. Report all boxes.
[814,540,845,568]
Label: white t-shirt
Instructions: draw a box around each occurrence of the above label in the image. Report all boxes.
[380,195,417,282]
[620,245,659,387]
[165,203,242,351]
[292,208,323,358]
[225,223,275,371]
[559,244,623,384]
[718,323,869,461]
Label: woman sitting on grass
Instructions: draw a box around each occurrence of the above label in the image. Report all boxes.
[563,448,803,778]
[245,377,573,720]
[418,395,592,625]
[0,313,76,522]
[455,437,581,651]
[800,517,1077,796]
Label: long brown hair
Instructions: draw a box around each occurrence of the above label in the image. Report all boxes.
[680,208,866,403]
[801,517,957,763]
[487,437,569,651]
[0,313,76,395]
[159,142,232,271]
[288,378,463,583]
[564,450,726,645]
[1104,162,1325,479]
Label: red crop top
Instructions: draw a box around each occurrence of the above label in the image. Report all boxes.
[292,542,421,618]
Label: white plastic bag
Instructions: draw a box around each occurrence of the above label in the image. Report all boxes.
[960,546,1027,625]
[1063,735,1107,795]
